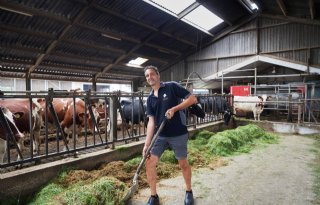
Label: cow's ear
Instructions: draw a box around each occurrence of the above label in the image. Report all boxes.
[14,112,24,119]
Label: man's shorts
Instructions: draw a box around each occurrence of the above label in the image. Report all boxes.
[150,133,188,160]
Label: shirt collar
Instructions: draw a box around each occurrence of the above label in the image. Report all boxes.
[150,82,165,96]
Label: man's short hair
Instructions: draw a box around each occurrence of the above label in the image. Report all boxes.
[144,65,159,75]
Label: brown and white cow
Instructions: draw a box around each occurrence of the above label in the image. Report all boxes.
[38,98,100,141]
[0,107,25,163]
[233,95,271,121]
[0,99,43,155]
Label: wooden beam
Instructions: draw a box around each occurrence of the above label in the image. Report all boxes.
[309,0,315,20]
[261,13,320,26]
[276,0,287,16]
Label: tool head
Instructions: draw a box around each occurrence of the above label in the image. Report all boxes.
[122,178,139,202]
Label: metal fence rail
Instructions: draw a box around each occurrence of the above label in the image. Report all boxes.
[0,91,229,169]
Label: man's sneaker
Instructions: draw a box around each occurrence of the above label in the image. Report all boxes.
[146,195,160,205]
[184,191,194,205]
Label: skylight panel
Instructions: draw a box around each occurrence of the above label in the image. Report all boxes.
[146,0,195,14]
[250,2,259,10]
[182,5,223,31]
[127,57,148,67]
[143,0,224,35]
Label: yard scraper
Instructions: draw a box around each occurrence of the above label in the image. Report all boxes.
[123,118,168,202]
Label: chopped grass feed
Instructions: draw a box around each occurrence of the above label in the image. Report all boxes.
[30,176,127,205]
[206,124,278,156]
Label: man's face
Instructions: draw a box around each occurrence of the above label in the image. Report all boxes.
[145,68,160,86]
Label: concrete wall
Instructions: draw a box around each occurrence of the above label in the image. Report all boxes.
[235,119,320,135]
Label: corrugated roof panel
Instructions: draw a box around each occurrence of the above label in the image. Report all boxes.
[0,11,64,36]
[0,63,28,72]
[162,20,211,44]
[35,66,97,75]
[65,26,136,51]
[54,42,118,61]
[135,46,176,61]
[0,48,38,63]
[96,0,171,28]
[1,30,52,51]
[15,0,84,20]
[148,34,191,53]
[44,54,105,68]
[80,8,152,40]
[0,10,65,36]
[40,61,102,72]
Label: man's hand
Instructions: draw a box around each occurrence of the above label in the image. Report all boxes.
[143,144,149,157]
[165,108,175,119]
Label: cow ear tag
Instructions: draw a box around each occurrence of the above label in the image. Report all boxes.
[14,112,24,119]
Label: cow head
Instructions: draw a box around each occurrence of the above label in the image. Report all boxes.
[1,108,25,142]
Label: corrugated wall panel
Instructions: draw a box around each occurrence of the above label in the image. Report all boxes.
[186,60,218,77]
[217,56,254,71]
[163,16,320,85]
[161,68,171,82]
[260,20,320,53]
[161,61,186,82]
[311,48,320,65]
[188,31,257,59]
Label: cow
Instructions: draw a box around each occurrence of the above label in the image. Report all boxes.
[197,95,232,125]
[92,98,108,120]
[37,98,100,141]
[233,95,271,121]
[0,107,25,163]
[119,99,147,135]
[197,96,214,113]
[0,99,43,155]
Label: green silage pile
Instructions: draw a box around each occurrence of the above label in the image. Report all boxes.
[203,124,278,156]
[29,175,127,205]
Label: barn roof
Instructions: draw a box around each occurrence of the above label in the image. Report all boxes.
[0,0,319,84]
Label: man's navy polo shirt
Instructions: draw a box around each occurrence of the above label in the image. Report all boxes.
[146,81,190,137]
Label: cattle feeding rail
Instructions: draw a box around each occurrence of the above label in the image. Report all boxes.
[232,95,320,124]
[0,90,231,170]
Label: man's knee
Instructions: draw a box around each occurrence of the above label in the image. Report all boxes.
[146,155,158,169]
[179,159,189,170]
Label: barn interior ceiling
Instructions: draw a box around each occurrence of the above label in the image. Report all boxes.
[0,0,319,85]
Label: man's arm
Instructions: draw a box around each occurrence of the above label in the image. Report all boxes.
[143,116,155,156]
[165,94,197,119]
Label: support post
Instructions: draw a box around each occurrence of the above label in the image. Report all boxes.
[110,95,118,148]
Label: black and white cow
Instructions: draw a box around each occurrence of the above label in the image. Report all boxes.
[119,99,147,134]
[197,95,232,125]
[0,107,25,163]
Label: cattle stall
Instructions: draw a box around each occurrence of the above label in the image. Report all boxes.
[0,90,232,170]
[230,83,320,123]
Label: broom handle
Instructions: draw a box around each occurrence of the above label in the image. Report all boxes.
[134,118,168,177]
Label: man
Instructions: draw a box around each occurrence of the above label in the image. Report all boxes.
[143,65,197,205]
